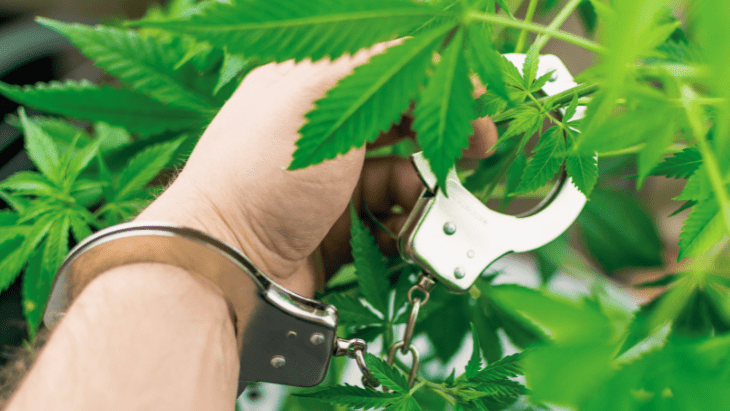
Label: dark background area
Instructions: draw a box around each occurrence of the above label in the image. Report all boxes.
[0,0,163,364]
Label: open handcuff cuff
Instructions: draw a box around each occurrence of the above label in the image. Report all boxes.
[43,54,587,396]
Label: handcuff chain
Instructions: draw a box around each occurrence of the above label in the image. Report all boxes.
[386,273,436,388]
[333,337,380,389]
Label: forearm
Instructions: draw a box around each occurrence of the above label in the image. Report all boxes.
[4,263,239,411]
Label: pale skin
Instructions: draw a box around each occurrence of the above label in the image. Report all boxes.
[4,43,497,411]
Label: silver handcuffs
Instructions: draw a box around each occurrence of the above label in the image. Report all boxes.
[43,54,586,396]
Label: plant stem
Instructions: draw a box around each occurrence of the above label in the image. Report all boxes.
[597,142,686,158]
[429,385,457,406]
[533,0,585,53]
[680,84,730,236]
[467,10,604,53]
[492,83,599,124]
[514,0,539,53]
[695,129,730,235]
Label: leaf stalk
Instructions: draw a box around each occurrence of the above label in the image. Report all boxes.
[467,11,604,53]
[532,0,585,53]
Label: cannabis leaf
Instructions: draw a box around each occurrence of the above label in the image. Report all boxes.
[678,197,725,260]
[19,108,61,184]
[465,23,509,102]
[328,294,382,326]
[470,352,522,381]
[413,30,475,192]
[674,166,712,202]
[115,137,184,201]
[364,353,410,393]
[133,0,442,62]
[349,205,390,314]
[516,127,565,193]
[650,147,702,179]
[289,27,448,170]
[22,213,69,340]
[565,129,598,196]
[38,19,221,111]
[294,384,402,409]
[465,323,483,378]
[0,80,204,135]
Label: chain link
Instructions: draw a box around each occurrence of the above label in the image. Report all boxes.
[386,273,436,388]
[333,337,380,389]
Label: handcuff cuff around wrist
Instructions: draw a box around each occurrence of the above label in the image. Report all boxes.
[43,54,588,397]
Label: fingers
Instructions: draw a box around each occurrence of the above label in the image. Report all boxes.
[464,116,498,158]
[361,157,424,214]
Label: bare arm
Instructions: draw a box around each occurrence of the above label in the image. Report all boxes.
[4,263,239,411]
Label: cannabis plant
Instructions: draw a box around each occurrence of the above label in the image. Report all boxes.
[1,0,729,409]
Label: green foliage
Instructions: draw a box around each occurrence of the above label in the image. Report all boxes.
[0,109,186,340]
[2,0,730,410]
[349,205,390,314]
[412,29,475,192]
[578,188,662,273]
[133,0,440,62]
[290,29,446,170]
[0,80,204,135]
[37,19,223,112]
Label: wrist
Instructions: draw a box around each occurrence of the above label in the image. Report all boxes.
[137,173,322,297]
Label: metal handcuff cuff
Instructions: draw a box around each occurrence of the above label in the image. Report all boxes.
[43,54,586,396]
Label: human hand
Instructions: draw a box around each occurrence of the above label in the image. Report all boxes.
[138,43,498,297]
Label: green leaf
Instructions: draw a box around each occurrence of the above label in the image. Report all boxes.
[0,171,59,197]
[328,294,382,326]
[413,29,475,193]
[422,287,471,362]
[364,354,410,393]
[470,352,522,382]
[349,204,389,314]
[498,106,541,141]
[534,234,569,284]
[487,284,613,344]
[0,215,55,294]
[290,27,447,170]
[388,395,422,411]
[578,188,662,272]
[636,117,677,188]
[565,130,598,196]
[69,212,94,243]
[475,91,508,118]
[294,384,402,409]
[678,197,726,261]
[465,23,509,102]
[650,147,702,179]
[465,322,483,378]
[6,114,92,152]
[18,108,60,183]
[522,48,539,90]
[66,135,103,183]
[0,80,204,135]
[462,379,525,397]
[95,122,132,152]
[579,103,675,155]
[516,127,565,193]
[674,165,712,202]
[37,19,220,111]
[134,0,441,62]
[22,214,69,341]
[115,137,185,201]
[525,341,615,406]
[213,53,250,95]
